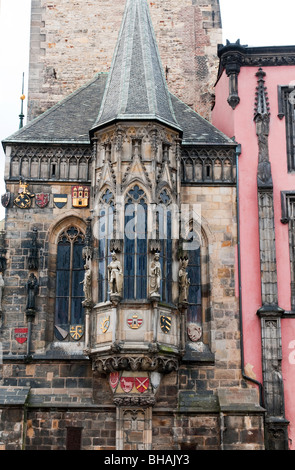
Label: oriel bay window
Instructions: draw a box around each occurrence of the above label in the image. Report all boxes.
[96,184,175,303]
[54,226,85,341]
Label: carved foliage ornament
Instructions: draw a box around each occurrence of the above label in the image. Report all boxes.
[91,355,179,373]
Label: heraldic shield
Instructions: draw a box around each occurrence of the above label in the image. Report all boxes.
[36,193,50,208]
[14,328,28,344]
[1,192,10,208]
[69,325,84,341]
[160,315,172,334]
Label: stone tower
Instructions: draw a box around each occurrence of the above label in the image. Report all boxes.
[28,0,222,122]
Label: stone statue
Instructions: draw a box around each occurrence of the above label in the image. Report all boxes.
[26,273,39,311]
[149,253,161,298]
[0,273,4,312]
[108,252,123,296]
[179,258,190,304]
[81,264,92,303]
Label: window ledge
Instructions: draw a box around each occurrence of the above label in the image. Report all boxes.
[182,342,215,364]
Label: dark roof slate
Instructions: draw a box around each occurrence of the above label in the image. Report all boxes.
[0,386,30,405]
[2,74,108,146]
[2,74,233,147]
[170,94,233,145]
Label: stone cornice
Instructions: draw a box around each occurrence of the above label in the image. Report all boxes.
[216,41,295,111]
[218,42,295,80]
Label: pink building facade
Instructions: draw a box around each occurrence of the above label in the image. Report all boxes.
[213,42,295,450]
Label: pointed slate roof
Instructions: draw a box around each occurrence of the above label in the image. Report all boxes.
[91,0,181,133]
[2,74,234,147]
[2,74,108,146]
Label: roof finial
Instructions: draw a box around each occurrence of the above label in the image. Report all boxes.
[19,72,25,129]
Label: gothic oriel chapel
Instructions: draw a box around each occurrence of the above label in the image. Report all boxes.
[0,0,265,450]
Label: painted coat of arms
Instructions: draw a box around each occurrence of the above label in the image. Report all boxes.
[109,372,120,390]
[160,315,172,334]
[53,194,68,209]
[120,377,135,393]
[14,182,35,209]
[72,186,89,208]
[35,193,50,208]
[127,314,143,329]
[135,377,150,393]
[1,192,10,208]
[14,328,28,344]
[69,325,84,341]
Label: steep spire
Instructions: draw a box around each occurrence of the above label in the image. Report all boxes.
[91,0,181,133]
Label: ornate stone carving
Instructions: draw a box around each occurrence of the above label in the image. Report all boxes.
[82,217,93,262]
[257,308,288,449]
[26,273,39,314]
[187,323,202,342]
[113,395,156,407]
[149,253,161,299]
[8,145,92,182]
[254,68,272,188]
[181,147,236,184]
[179,258,190,305]
[108,252,123,298]
[91,354,179,373]
[28,227,39,270]
[219,42,295,73]
[81,264,92,305]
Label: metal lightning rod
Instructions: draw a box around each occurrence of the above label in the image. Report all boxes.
[19,72,25,129]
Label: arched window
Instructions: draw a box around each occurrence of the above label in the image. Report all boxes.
[124,185,148,300]
[158,189,173,304]
[186,230,202,341]
[98,189,114,303]
[54,226,85,341]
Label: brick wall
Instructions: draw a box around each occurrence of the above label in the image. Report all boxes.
[28,0,222,121]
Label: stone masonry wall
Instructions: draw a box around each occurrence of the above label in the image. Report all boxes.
[0,176,90,353]
[181,186,241,377]
[28,0,222,121]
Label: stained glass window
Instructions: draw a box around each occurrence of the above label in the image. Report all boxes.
[98,190,114,303]
[186,230,202,328]
[158,190,173,303]
[55,226,85,340]
[124,185,148,300]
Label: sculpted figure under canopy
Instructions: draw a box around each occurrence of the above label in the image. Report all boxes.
[81,264,92,303]
[150,252,161,298]
[108,252,123,296]
[179,257,190,304]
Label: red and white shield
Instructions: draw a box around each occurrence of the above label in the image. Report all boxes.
[14,328,28,344]
[109,372,120,390]
[35,193,50,208]
[120,377,135,393]
[127,314,143,329]
[135,377,149,393]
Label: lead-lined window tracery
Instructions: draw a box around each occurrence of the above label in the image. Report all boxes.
[54,226,85,341]
[158,189,173,304]
[98,189,115,303]
[124,185,148,300]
